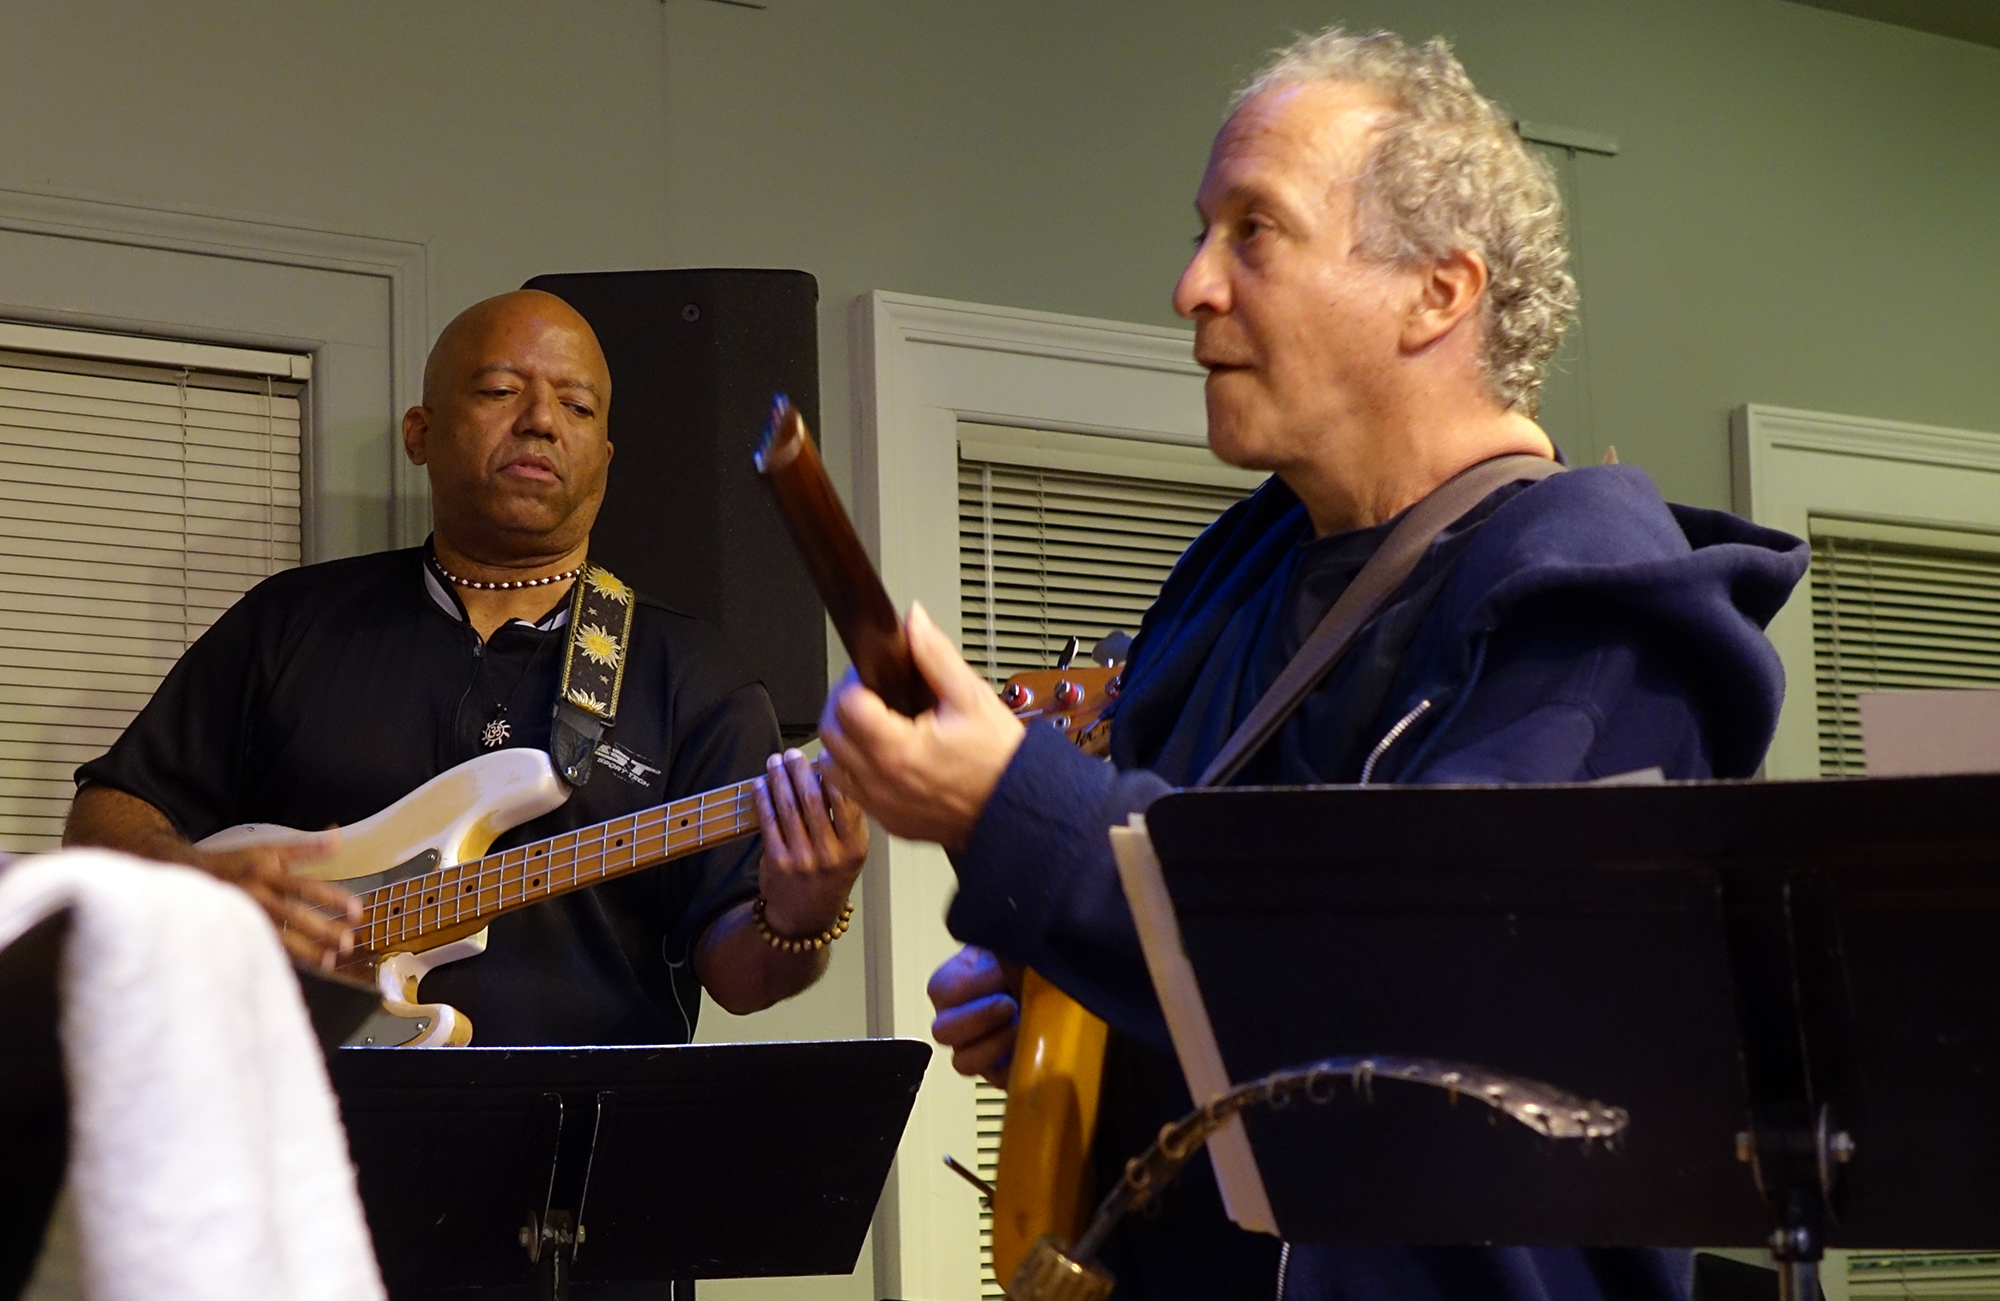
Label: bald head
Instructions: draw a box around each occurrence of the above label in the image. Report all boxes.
[402,289,616,564]
[422,289,610,409]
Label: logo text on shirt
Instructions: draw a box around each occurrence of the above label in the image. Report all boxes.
[592,741,662,789]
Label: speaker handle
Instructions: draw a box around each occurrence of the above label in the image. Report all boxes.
[754,396,936,718]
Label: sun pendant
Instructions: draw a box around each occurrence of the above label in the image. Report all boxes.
[482,714,512,749]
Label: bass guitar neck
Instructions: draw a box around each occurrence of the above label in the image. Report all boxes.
[345,774,764,962]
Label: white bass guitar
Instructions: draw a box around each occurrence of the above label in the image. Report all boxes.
[199,748,766,1046]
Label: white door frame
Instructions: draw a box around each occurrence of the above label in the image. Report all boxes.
[1731,403,2000,780]
[851,290,1204,1299]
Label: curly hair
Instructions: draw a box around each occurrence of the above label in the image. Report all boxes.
[1237,29,1577,416]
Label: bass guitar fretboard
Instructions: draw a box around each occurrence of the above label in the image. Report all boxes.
[354,776,763,954]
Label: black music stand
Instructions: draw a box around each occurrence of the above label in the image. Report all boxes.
[1126,774,2000,1301]
[331,1040,929,1301]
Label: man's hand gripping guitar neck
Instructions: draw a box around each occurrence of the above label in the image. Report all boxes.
[817,602,1025,853]
[65,785,358,970]
[818,601,1031,1076]
[699,747,871,1015]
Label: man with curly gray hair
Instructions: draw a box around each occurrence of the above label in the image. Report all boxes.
[1233,28,1577,420]
[1179,27,1572,532]
[826,25,1807,1301]
[1232,29,1576,416]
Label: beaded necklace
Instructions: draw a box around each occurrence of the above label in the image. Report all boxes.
[433,556,585,591]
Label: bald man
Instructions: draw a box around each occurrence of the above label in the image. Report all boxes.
[65,290,865,1043]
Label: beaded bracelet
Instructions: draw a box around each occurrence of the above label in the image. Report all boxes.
[752,896,855,953]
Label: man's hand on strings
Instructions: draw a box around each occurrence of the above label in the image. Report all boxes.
[64,785,357,970]
[818,602,1024,852]
[194,833,358,971]
[928,944,1021,1084]
[753,748,869,937]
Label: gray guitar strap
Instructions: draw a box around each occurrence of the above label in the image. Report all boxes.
[550,564,637,787]
[1194,454,1565,789]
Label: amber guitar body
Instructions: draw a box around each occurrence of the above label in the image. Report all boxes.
[992,968,1110,1279]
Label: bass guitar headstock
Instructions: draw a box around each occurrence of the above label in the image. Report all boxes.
[999,664,1120,736]
[996,633,1128,755]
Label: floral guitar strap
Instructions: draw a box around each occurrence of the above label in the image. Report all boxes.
[550,564,637,787]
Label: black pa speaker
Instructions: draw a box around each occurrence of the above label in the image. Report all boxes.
[523,269,826,743]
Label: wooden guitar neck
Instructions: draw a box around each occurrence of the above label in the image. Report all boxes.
[756,396,934,717]
[346,776,763,962]
[752,389,1112,1285]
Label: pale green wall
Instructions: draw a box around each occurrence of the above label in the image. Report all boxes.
[0,3,677,329]
[659,0,2000,511]
[3,0,1988,656]
[15,0,1991,519]
[3,0,1989,646]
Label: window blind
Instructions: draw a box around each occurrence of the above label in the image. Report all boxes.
[972,1081,1007,1299]
[1847,1250,2000,1299]
[957,422,1259,686]
[0,337,306,851]
[957,422,1255,1297]
[1809,516,2000,775]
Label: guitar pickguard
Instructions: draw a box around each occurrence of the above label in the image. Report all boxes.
[340,848,443,895]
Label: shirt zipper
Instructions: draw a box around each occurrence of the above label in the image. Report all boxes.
[1358,698,1432,786]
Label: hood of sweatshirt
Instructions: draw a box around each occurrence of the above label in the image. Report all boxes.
[1109,464,1807,783]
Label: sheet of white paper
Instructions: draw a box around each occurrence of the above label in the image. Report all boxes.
[1109,816,1279,1237]
[1860,689,2000,776]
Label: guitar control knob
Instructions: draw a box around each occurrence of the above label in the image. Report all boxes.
[1054,679,1086,710]
[1001,682,1033,709]
[1106,673,1123,698]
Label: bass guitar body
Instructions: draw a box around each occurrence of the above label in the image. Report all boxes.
[204,745,771,1049]
[198,748,570,1047]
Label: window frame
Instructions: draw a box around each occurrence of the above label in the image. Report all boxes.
[0,185,427,560]
[0,325,309,849]
[1732,403,2000,780]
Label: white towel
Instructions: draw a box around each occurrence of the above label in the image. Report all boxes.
[0,851,384,1301]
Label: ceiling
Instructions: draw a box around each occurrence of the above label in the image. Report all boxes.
[1785,0,2000,50]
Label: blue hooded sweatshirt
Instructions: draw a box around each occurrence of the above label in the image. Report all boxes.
[944,465,1808,1301]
